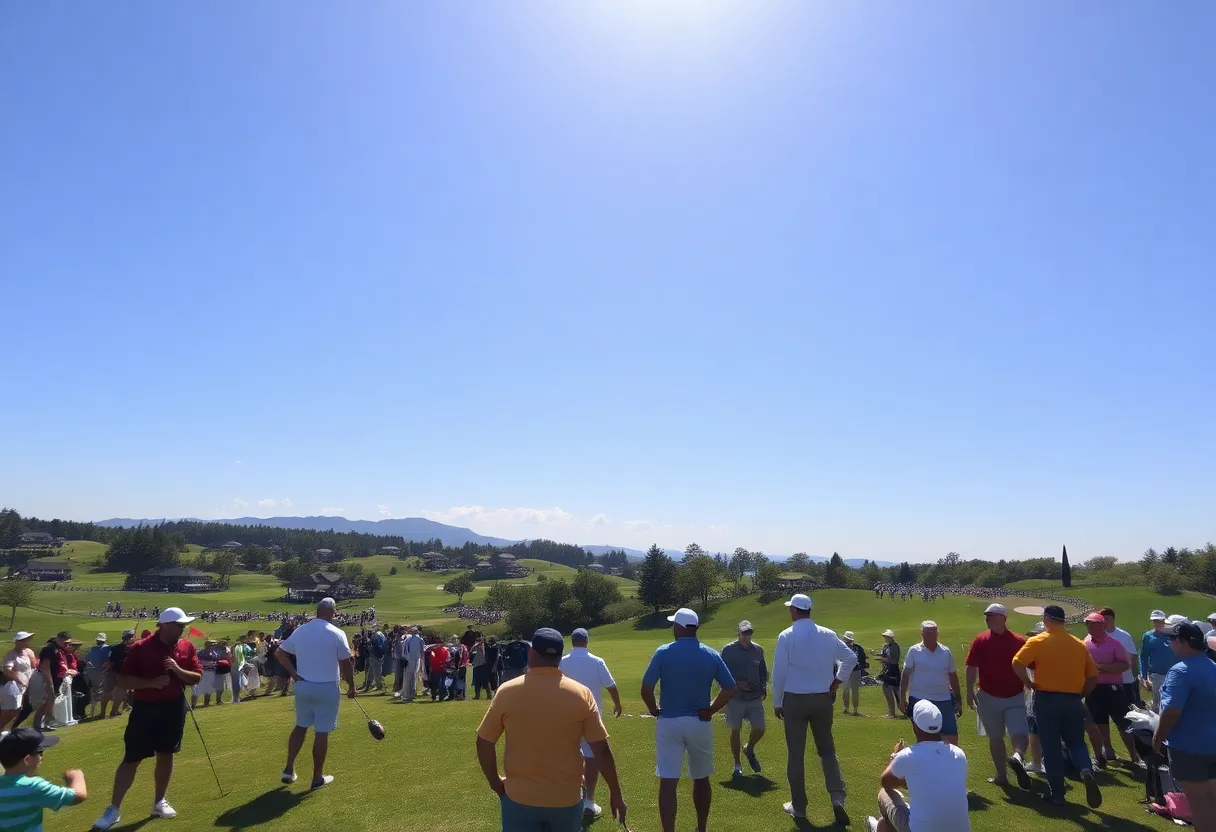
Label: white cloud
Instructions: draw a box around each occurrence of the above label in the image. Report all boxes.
[622,519,653,532]
[708,524,729,534]
[234,460,243,465]
[233,498,249,509]
[377,504,392,517]
[589,513,610,526]
[319,506,345,515]
[280,498,294,508]
[258,499,276,508]
[422,506,576,526]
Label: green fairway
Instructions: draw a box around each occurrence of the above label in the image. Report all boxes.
[16,581,1183,831]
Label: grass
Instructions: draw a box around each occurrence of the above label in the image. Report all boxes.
[20,576,1178,832]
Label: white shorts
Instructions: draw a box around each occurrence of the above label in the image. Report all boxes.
[655,716,714,780]
[194,669,228,696]
[1,681,24,711]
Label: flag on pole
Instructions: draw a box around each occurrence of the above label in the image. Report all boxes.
[189,626,206,639]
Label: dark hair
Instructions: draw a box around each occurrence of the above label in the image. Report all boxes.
[1097,607,1115,617]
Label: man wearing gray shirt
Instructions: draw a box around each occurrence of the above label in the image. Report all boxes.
[722,620,768,778]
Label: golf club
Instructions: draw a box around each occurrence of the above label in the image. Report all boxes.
[184,695,227,796]
[352,696,385,740]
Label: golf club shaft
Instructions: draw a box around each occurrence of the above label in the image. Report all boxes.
[185,696,227,796]
[352,695,372,720]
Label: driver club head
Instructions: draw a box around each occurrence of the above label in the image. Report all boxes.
[367,719,385,741]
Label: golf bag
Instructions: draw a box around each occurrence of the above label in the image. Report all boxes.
[1124,704,1187,818]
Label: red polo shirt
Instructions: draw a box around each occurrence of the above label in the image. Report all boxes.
[965,628,1026,698]
[121,633,202,703]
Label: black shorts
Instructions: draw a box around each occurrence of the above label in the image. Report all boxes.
[124,698,187,763]
[1169,748,1216,782]
[1085,684,1129,728]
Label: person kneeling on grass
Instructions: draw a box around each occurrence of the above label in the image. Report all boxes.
[0,729,87,828]
[866,700,970,832]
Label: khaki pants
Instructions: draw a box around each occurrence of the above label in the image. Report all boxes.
[782,692,846,813]
[878,788,912,832]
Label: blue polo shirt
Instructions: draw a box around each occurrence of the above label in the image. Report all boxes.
[1141,630,1176,677]
[1160,654,1216,754]
[642,637,736,719]
[85,644,110,669]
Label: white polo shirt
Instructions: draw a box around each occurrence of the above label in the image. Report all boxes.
[903,642,956,702]
[1111,627,1138,685]
[279,618,352,683]
[889,741,970,832]
[560,647,615,712]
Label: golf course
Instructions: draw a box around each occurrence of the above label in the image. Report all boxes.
[9,543,1212,831]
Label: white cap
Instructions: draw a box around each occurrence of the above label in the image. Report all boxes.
[13,631,34,642]
[667,608,700,627]
[95,633,107,642]
[882,629,896,638]
[785,593,812,611]
[1165,614,1189,627]
[921,620,938,630]
[158,607,196,625]
[1032,621,1046,633]
[1208,612,1216,622]
[1150,609,1166,621]
[318,597,337,610]
[843,631,855,641]
[984,603,1007,616]
[911,699,943,733]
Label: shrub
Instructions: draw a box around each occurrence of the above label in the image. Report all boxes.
[1151,564,1182,596]
[603,598,648,623]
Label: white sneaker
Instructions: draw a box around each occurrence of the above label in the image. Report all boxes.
[866,817,880,832]
[733,764,744,778]
[1025,761,1045,774]
[783,802,807,819]
[92,805,121,830]
[583,800,602,818]
[310,774,334,790]
[281,771,297,784]
[152,799,177,819]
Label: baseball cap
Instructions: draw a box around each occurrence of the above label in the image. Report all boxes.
[667,608,700,627]
[1031,621,1046,634]
[1167,620,1205,647]
[1165,614,1189,627]
[1208,613,1216,622]
[843,631,855,641]
[12,631,33,642]
[738,620,754,633]
[55,631,71,640]
[1150,609,1166,621]
[984,604,1007,616]
[911,699,943,733]
[570,628,589,642]
[531,627,564,657]
[95,633,107,642]
[410,626,420,633]
[0,729,60,768]
[1083,612,1106,624]
[157,607,195,625]
[1043,605,1067,621]
[121,629,136,638]
[882,629,896,638]
[784,593,812,611]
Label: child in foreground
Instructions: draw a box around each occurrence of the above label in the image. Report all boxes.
[0,728,87,831]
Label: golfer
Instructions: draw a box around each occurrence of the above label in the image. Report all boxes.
[91,608,203,830]
[641,607,737,832]
[276,598,355,790]
[559,628,623,819]
[721,620,767,778]
[772,593,855,825]
[964,604,1029,788]
[900,621,961,745]
[1012,605,1102,809]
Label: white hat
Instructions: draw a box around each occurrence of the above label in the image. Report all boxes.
[911,699,943,733]
[1150,609,1166,621]
[843,631,855,641]
[1208,612,1216,622]
[158,607,196,625]
[13,631,34,642]
[984,603,1007,617]
[785,593,812,611]
[95,633,107,642]
[882,629,896,638]
[1032,621,1046,633]
[921,620,938,629]
[1165,614,1189,627]
[667,608,700,627]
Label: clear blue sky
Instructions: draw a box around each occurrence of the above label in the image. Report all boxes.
[3,2,1213,562]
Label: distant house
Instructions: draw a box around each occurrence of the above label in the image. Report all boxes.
[420,552,450,571]
[221,541,243,550]
[287,570,367,603]
[498,553,517,563]
[133,566,215,592]
[314,548,341,563]
[23,561,72,581]
[474,562,494,576]
[377,546,401,555]
[585,563,606,573]
[18,532,55,548]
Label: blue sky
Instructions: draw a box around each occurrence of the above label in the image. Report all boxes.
[3,2,1213,563]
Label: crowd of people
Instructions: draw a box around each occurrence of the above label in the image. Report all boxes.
[441,603,505,625]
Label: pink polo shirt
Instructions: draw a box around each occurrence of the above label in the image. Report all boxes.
[1084,633,1129,686]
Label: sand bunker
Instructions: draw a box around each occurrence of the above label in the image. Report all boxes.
[1013,605,1045,616]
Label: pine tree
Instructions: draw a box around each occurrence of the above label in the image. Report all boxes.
[1061,545,1072,588]
[637,545,678,614]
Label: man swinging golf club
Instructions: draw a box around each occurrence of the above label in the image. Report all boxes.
[276,597,356,790]
[92,607,203,830]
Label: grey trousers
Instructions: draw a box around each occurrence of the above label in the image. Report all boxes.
[783,692,846,812]
[402,661,417,700]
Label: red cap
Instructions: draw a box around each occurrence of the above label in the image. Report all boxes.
[1083,612,1105,624]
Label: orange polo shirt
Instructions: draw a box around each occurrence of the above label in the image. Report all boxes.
[476,666,609,808]
[1012,628,1098,694]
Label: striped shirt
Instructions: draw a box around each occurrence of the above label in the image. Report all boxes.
[0,774,76,832]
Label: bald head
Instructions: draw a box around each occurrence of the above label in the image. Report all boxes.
[317,597,336,620]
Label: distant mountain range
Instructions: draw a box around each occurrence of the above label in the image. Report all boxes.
[94,515,893,566]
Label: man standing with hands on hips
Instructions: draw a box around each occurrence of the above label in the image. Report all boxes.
[772,593,856,825]
[641,607,737,832]
[91,608,203,831]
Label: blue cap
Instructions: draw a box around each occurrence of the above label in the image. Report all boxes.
[571,628,589,642]
[531,628,564,657]
[1043,605,1067,621]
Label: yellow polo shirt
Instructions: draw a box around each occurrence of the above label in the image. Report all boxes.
[476,666,609,808]
[1012,628,1098,694]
